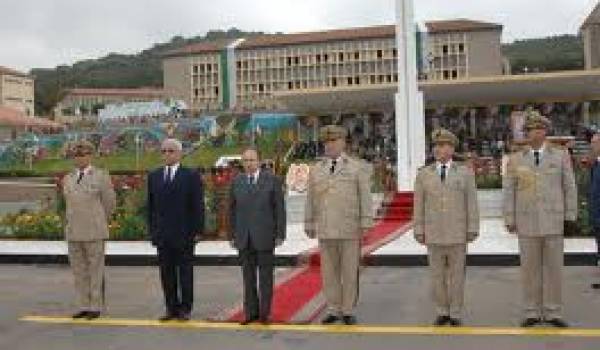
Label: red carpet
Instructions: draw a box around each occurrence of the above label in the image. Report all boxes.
[225,192,414,323]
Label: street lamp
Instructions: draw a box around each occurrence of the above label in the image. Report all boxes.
[134,132,143,170]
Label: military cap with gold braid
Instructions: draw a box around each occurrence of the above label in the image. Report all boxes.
[431,128,459,147]
[319,125,347,142]
[523,108,552,131]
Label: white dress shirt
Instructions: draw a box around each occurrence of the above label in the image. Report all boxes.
[164,163,180,182]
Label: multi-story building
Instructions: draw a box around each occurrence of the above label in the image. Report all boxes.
[423,19,503,80]
[55,87,167,116]
[163,20,504,113]
[582,2,600,70]
[0,66,35,116]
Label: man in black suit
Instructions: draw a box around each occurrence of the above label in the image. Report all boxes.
[229,148,286,324]
[147,138,204,321]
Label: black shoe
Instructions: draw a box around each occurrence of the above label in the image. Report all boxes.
[433,315,450,326]
[158,313,178,322]
[592,283,600,289]
[545,318,569,328]
[448,318,462,327]
[520,317,541,327]
[177,311,191,321]
[321,314,340,324]
[72,311,89,319]
[342,315,357,325]
[85,311,101,320]
[240,317,259,325]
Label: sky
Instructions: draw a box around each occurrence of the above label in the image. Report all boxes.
[0,0,598,72]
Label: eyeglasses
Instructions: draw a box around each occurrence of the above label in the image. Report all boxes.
[242,158,258,162]
[161,149,177,154]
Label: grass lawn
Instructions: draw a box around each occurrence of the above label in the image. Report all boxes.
[6,144,285,174]
[6,146,242,174]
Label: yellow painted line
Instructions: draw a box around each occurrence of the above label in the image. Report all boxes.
[20,316,600,338]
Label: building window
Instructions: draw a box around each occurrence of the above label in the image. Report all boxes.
[377,50,383,59]
[347,77,353,85]
[393,48,398,58]
[443,70,450,80]
[294,57,300,65]
[458,43,465,53]
[193,65,199,74]
[332,77,337,87]
[258,83,265,93]
[452,70,458,79]
[338,52,344,62]
[316,54,321,63]
[287,57,292,66]
[354,51,360,60]
[214,87,219,95]
[354,76,360,85]
[323,54,329,62]
[442,45,449,54]
[288,81,293,90]
[194,89,199,97]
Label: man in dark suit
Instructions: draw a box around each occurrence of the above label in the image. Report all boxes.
[589,133,600,290]
[147,138,204,321]
[229,147,286,324]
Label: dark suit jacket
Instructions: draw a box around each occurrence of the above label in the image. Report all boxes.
[229,170,286,251]
[590,160,600,231]
[147,166,204,249]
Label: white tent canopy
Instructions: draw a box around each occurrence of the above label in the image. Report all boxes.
[98,101,173,121]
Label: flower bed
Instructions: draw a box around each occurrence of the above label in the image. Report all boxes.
[0,170,238,241]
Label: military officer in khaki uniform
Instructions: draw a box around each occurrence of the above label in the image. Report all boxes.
[413,128,479,326]
[305,125,373,325]
[504,110,577,328]
[62,140,116,320]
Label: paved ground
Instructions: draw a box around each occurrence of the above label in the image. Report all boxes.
[1,265,600,350]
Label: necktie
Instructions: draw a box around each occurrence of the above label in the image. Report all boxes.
[330,159,337,174]
[440,164,447,182]
[534,151,540,167]
[165,166,172,183]
[76,171,84,184]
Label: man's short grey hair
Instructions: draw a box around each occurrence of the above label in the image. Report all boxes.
[161,138,183,151]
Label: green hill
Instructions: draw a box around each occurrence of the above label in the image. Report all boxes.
[502,34,584,73]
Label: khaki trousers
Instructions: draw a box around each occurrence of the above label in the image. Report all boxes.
[427,244,466,318]
[518,236,563,319]
[319,239,361,314]
[68,241,105,311]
